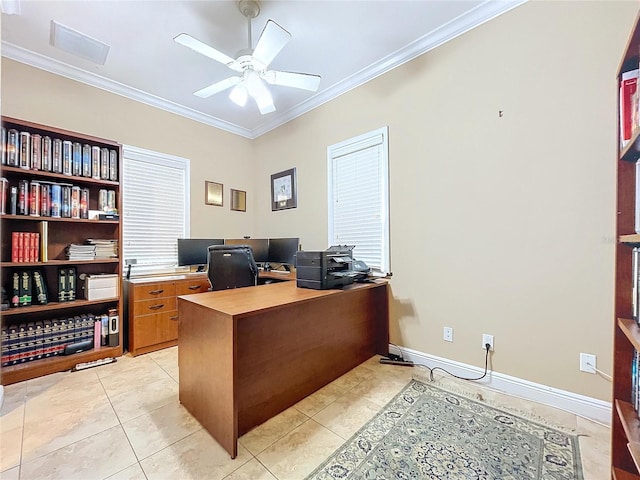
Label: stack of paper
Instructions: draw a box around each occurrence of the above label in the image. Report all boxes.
[87,239,118,259]
[66,244,96,261]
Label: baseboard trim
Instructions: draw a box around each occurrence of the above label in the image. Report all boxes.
[389,345,612,426]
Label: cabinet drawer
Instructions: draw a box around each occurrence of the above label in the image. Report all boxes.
[133,282,176,300]
[132,311,179,348]
[176,279,210,296]
[134,297,177,317]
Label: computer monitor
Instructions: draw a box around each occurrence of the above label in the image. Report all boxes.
[267,237,299,270]
[224,238,269,263]
[177,238,224,269]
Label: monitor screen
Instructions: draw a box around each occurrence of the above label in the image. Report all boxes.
[224,238,269,263]
[177,238,224,267]
[268,237,299,266]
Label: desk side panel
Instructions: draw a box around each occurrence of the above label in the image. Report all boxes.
[237,283,388,435]
[178,299,237,457]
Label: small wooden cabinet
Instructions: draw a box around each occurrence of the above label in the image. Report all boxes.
[124,274,209,356]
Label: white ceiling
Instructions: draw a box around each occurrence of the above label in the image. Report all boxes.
[1,0,524,139]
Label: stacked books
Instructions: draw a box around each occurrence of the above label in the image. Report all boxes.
[66,243,96,261]
[87,239,118,259]
[11,232,40,262]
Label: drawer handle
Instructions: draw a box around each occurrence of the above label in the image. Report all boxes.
[148,289,164,295]
[188,285,201,290]
[169,316,178,321]
[148,304,165,310]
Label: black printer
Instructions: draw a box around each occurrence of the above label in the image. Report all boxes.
[296,246,361,290]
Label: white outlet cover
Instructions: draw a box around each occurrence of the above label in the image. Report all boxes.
[580,353,596,374]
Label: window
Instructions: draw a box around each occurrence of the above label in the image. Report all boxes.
[122,145,190,276]
[327,126,390,274]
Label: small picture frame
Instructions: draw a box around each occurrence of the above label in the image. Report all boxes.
[231,189,246,212]
[271,168,297,211]
[205,181,223,207]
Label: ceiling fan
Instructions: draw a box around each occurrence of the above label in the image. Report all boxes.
[174,0,321,115]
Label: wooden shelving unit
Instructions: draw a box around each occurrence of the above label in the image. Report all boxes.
[614,11,640,479]
[1,116,124,385]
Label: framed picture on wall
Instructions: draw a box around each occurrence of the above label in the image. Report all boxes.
[231,189,246,212]
[205,181,223,206]
[271,168,297,211]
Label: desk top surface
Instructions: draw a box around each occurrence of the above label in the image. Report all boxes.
[125,272,208,285]
[178,278,387,317]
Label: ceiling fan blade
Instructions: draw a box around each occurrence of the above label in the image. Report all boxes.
[194,76,241,98]
[263,70,321,92]
[174,33,241,71]
[252,20,291,68]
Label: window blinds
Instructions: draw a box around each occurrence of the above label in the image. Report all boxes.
[122,145,190,275]
[327,127,390,273]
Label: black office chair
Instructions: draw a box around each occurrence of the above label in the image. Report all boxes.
[207,245,258,291]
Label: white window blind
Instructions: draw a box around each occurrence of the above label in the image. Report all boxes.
[122,145,190,276]
[327,126,390,274]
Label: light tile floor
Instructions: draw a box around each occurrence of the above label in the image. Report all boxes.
[0,348,610,480]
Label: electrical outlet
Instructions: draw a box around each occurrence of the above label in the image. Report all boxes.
[580,353,596,374]
[443,327,453,342]
[482,334,494,351]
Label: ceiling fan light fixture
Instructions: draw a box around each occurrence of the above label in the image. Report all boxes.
[229,83,248,107]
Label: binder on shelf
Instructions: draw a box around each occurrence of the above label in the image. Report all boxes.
[67,267,76,301]
[19,271,32,307]
[33,270,48,305]
[621,68,639,148]
[10,271,19,308]
[57,267,67,302]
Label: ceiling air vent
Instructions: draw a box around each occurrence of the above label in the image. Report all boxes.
[50,20,110,65]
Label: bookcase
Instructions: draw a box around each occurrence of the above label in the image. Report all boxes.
[615,11,640,480]
[0,116,123,385]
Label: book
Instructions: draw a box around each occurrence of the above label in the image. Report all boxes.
[33,269,48,305]
[67,267,76,301]
[57,267,67,302]
[621,68,639,148]
[39,221,48,262]
[19,270,32,306]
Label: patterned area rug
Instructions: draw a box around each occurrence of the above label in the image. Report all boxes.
[306,379,583,480]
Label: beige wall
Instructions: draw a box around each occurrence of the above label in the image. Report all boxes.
[1,60,255,239]
[2,0,637,400]
[251,0,639,401]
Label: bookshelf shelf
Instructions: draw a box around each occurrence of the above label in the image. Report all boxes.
[614,466,640,480]
[1,259,119,268]
[0,214,119,224]
[618,400,640,445]
[1,116,123,385]
[620,318,640,351]
[2,297,119,316]
[0,345,121,385]
[0,165,119,187]
[621,234,640,245]
[621,130,640,162]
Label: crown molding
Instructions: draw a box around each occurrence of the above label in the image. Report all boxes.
[2,0,525,139]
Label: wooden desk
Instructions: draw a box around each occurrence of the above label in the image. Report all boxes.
[177,280,389,458]
[124,273,210,356]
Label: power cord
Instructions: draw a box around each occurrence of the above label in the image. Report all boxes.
[427,343,491,382]
[388,343,492,382]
